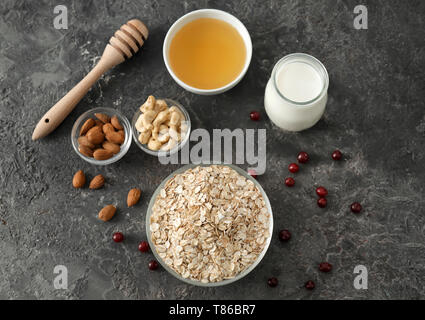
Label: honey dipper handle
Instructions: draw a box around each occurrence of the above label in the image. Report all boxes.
[32,45,125,140]
[31,62,108,140]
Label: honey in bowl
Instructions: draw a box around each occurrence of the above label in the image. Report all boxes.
[169,18,247,90]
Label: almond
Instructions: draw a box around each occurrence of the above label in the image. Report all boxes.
[89,174,105,189]
[80,118,95,136]
[72,170,86,188]
[78,136,95,149]
[92,146,102,153]
[98,204,116,221]
[93,148,113,160]
[95,113,110,123]
[102,123,115,135]
[87,126,105,145]
[95,119,103,127]
[79,145,94,158]
[106,130,125,145]
[102,141,121,154]
[111,115,124,130]
[127,188,141,207]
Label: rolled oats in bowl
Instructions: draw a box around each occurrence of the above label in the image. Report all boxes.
[147,164,273,286]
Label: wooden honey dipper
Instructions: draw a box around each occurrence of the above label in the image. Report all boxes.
[32,19,149,140]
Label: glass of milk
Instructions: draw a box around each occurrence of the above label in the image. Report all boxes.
[264,53,329,132]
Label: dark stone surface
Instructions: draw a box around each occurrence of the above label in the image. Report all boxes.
[0,0,424,300]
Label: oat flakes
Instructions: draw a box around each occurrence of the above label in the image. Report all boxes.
[150,165,271,283]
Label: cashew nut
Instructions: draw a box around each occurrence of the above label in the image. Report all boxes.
[153,109,171,127]
[157,126,170,143]
[180,123,188,133]
[135,114,145,132]
[169,126,181,142]
[169,106,185,120]
[141,110,157,131]
[140,95,156,113]
[169,111,180,126]
[155,99,168,112]
[152,124,169,140]
[147,137,162,151]
[138,129,151,144]
[160,138,177,151]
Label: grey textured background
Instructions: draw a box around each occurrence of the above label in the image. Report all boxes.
[0,0,424,300]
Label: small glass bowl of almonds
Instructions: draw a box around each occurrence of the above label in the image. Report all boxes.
[71,107,132,165]
[131,96,191,156]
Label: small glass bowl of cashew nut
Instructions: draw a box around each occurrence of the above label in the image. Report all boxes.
[132,96,191,156]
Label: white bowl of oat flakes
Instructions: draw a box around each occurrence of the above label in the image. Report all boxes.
[146,164,273,287]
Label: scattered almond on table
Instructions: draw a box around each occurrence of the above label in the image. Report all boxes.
[127,188,142,207]
[98,204,116,222]
[89,174,105,189]
[71,171,141,230]
[72,170,86,188]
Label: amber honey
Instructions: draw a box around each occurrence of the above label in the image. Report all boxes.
[169,18,246,90]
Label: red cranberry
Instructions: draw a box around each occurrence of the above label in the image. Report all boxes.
[148,260,159,271]
[248,169,258,179]
[332,150,343,161]
[279,230,291,242]
[305,280,315,290]
[267,277,278,287]
[319,262,332,273]
[250,111,261,121]
[297,152,309,164]
[351,202,362,214]
[112,232,124,243]
[316,186,328,197]
[288,163,299,173]
[138,241,149,253]
[285,177,295,187]
[317,197,327,208]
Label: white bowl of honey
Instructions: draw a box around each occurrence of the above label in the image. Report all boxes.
[163,9,252,95]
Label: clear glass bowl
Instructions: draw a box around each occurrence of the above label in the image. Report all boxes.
[146,164,274,287]
[131,98,191,157]
[71,107,132,165]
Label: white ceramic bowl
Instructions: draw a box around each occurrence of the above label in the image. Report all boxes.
[146,164,274,287]
[163,9,253,95]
